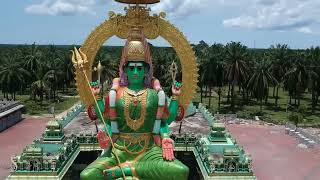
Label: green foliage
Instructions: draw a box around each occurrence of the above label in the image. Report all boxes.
[1,41,320,127]
[0,53,30,100]
[288,112,304,126]
[247,59,277,99]
[19,95,79,115]
[191,41,320,126]
[297,104,307,114]
[288,104,307,126]
[224,42,250,110]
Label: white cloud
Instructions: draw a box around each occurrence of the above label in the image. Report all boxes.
[25,0,320,35]
[25,0,108,16]
[297,27,312,34]
[223,0,320,33]
[151,0,211,19]
[25,0,212,18]
[257,0,277,6]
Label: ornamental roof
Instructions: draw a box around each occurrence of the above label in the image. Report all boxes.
[46,120,61,128]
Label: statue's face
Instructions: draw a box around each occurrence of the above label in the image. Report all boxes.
[125,62,145,85]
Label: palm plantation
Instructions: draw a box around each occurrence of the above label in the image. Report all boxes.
[1,42,320,125]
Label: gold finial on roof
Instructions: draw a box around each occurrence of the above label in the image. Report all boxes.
[115,0,160,4]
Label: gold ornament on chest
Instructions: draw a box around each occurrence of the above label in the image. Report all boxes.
[123,88,147,131]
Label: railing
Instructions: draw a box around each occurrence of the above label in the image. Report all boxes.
[285,122,318,148]
[185,103,197,117]
[214,114,238,123]
[197,103,215,124]
[0,100,22,114]
[58,104,85,128]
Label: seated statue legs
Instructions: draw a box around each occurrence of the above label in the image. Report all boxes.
[80,146,189,180]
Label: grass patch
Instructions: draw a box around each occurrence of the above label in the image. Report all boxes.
[15,95,79,115]
[193,86,320,126]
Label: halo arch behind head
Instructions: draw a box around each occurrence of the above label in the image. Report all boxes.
[76,11,198,112]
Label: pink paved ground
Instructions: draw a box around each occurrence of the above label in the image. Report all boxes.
[227,124,320,180]
[0,117,49,179]
[1,116,320,180]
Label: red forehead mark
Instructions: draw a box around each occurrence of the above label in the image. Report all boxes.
[128,62,143,67]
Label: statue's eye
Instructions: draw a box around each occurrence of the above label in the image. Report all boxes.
[137,66,142,71]
[129,66,134,71]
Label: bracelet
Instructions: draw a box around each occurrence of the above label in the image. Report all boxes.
[162,133,170,138]
[95,95,102,100]
[171,95,179,101]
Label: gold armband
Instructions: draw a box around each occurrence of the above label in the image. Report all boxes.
[95,95,102,100]
[171,95,179,101]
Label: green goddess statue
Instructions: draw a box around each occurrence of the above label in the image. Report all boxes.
[71,1,198,179]
[73,28,188,180]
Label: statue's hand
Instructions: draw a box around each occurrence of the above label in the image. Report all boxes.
[153,135,161,146]
[162,138,174,161]
[90,85,101,96]
[71,47,88,69]
[97,131,110,149]
[103,169,113,179]
[172,81,182,96]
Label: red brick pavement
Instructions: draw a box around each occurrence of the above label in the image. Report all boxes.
[227,124,320,180]
[0,117,49,179]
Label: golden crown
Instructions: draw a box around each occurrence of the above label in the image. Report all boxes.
[126,28,146,61]
[127,40,145,60]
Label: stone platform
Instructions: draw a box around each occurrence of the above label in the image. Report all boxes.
[0,100,25,132]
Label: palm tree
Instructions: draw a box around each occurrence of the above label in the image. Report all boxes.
[153,48,179,92]
[193,41,210,103]
[61,49,75,91]
[268,44,290,109]
[283,52,309,106]
[0,54,30,100]
[41,44,65,100]
[24,43,42,80]
[225,42,249,110]
[305,47,320,113]
[30,80,48,102]
[30,64,50,102]
[216,63,224,111]
[247,58,278,112]
[206,43,225,110]
[204,58,216,109]
[44,60,64,101]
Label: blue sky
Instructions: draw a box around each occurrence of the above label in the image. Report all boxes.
[1,0,320,49]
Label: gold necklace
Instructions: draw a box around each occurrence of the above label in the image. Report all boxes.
[124,88,147,131]
[114,133,152,155]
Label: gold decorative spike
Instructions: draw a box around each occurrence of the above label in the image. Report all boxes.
[97,61,103,83]
[71,47,88,68]
[72,47,94,106]
[170,61,178,85]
